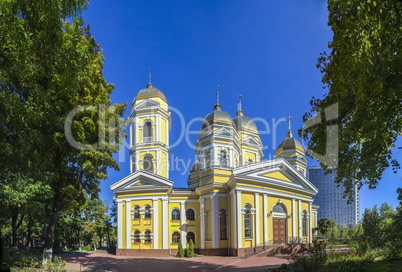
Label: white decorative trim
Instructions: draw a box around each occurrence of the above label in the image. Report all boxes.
[153,199,159,249]
[255,192,260,244]
[126,201,131,249]
[117,201,123,249]
[162,199,169,249]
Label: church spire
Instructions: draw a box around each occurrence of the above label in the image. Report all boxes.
[213,85,222,111]
[236,95,244,116]
[147,68,152,87]
[287,116,293,137]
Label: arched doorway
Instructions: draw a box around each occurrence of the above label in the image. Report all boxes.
[272,203,287,245]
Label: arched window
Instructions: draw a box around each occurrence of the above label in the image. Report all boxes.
[144,230,151,244]
[220,209,227,240]
[302,210,308,237]
[244,204,252,238]
[171,209,180,221]
[186,231,195,243]
[220,150,228,167]
[186,209,195,221]
[273,203,286,213]
[143,120,152,142]
[144,205,151,219]
[133,205,140,219]
[172,231,180,244]
[143,154,153,172]
[133,230,140,244]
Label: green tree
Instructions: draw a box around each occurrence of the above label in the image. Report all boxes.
[187,238,195,257]
[0,0,125,262]
[362,206,382,247]
[317,218,336,236]
[300,0,402,201]
[177,239,184,258]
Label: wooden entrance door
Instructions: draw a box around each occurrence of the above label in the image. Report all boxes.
[273,218,287,244]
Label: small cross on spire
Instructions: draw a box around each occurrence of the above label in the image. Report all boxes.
[148,68,152,85]
[238,95,243,112]
[288,116,292,131]
[216,85,221,104]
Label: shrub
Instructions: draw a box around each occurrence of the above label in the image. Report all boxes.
[177,239,184,258]
[383,241,402,261]
[187,239,195,257]
[290,240,327,272]
[43,256,66,272]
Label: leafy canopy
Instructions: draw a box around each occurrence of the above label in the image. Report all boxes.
[300,0,402,200]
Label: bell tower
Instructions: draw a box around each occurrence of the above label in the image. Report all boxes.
[130,80,170,178]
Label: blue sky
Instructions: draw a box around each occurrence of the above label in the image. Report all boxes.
[83,0,402,213]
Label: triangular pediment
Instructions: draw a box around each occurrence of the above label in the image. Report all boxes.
[242,136,261,146]
[213,127,233,137]
[110,170,173,193]
[231,159,317,195]
[262,171,294,183]
[134,99,160,110]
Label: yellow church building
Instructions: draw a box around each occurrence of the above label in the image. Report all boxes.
[110,83,319,257]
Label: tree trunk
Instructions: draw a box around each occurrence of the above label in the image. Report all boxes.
[11,212,24,248]
[42,190,62,264]
[27,217,32,248]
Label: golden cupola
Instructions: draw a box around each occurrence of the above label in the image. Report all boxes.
[275,117,307,176]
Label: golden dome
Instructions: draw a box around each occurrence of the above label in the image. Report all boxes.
[276,131,305,155]
[135,84,167,102]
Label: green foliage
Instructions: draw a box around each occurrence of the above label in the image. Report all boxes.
[300,0,402,201]
[177,239,184,258]
[0,0,126,261]
[43,256,66,272]
[383,241,402,261]
[183,239,196,258]
[290,240,328,272]
[19,256,41,269]
[317,218,336,236]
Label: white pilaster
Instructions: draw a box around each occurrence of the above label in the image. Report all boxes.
[117,201,123,249]
[212,195,219,248]
[126,200,131,249]
[200,197,205,249]
[236,190,242,248]
[157,115,161,142]
[153,199,159,249]
[298,200,302,241]
[181,202,186,248]
[157,150,161,176]
[255,193,260,245]
[292,198,296,244]
[263,193,268,245]
[309,202,312,243]
[162,199,169,249]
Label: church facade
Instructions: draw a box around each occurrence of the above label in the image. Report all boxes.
[110,83,319,257]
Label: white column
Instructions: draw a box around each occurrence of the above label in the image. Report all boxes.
[181,202,186,248]
[263,194,268,245]
[212,195,219,248]
[298,200,302,242]
[309,202,313,243]
[236,190,242,248]
[157,150,161,176]
[200,197,205,249]
[162,199,169,249]
[126,200,131,249]
[153,199,159,249]
[254,193,260,245]
[157,115,161,142]
[292,198,296,244]
[230,147,234,167]
[117,201,123,249]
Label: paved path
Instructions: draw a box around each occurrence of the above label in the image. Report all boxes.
[61,252,291,272]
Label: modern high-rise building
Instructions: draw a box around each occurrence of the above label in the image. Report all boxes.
[307,166,360,228]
